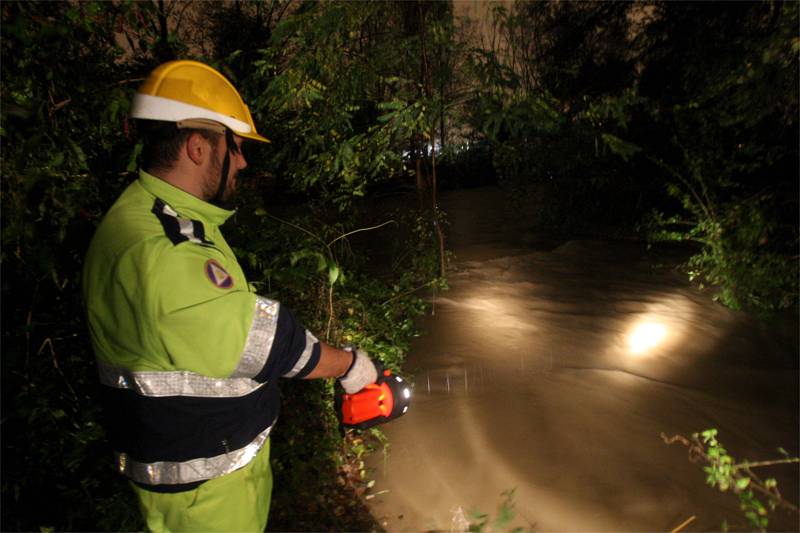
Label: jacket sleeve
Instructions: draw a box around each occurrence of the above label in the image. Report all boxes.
[154,244,320,380]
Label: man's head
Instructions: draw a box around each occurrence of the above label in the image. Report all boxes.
[137,120,246,205]
[130,60,267,206]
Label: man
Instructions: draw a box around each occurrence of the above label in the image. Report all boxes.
[82,60,378,532]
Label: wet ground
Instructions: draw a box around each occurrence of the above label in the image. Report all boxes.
[365,188,799,532]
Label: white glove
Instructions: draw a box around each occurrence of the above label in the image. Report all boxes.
[339,350,378,394]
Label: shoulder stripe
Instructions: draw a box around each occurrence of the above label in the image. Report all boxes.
[151,198,213,246]
[232,297,280,379]
[97,361,264,398]
[283,330,319,378]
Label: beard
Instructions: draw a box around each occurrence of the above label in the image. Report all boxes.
[202,149,236,208]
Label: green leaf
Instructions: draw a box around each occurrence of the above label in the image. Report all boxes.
[290,250,327,271]
[50,152,65,168]
[328,264,340,285]
[600,133,641,162]
[126,142,143,172]
[701,429,718,445]
[377,100,405,111]
[68,138,89,170]
[493,502,515,530]
[736,477,751,490]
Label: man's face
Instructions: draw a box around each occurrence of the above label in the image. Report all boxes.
[202,134,247,204]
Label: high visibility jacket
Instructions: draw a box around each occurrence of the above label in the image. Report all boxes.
[83,170,320,530]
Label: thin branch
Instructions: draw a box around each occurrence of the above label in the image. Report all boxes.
[25,279,44,375]
[326,284,334,343]
[662,432,800,515]
[52,98,71,112]
[174,0,193,31]
[38,338,80,406]
[327,220,397,247]
[649,155,715,223]
[266,212,327,248]
[114,77,146,86]
[276,0,295,26]
[669,515,696,533]
[380,279,438,307]
[736,458,800,469]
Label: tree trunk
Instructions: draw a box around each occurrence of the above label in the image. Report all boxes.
[417,5,446,278]
[415,155,426,209]
[155,0,171,62]
[429,134,446,278]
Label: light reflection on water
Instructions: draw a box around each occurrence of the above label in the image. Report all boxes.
[627,322,667,354]
[366,232,798,531]
[419,356,556,397]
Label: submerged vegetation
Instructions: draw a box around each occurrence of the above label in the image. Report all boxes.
[1,1,797,531]
[663,429,800,532]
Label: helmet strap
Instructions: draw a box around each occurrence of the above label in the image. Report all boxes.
[210,128,235,208]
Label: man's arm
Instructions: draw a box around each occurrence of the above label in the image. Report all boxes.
[303,343,353,379]
[303,343,378,394]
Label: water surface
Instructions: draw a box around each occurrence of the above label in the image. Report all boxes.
[366,188,799,532]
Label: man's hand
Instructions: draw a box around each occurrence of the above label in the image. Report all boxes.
[339,350,378,394]
[303,343,377,394]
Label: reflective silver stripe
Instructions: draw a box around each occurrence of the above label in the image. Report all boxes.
[283,330,318,378]
[162,203,202,243]
[117,424,272,486]
[162,203,179,217]
[232,296,280,378]
[98,362,263,398]
[178,218,201,244]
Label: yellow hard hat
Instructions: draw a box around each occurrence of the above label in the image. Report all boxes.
[130,60,269,143]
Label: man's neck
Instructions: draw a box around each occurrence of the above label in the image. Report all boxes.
[147,164,205,201]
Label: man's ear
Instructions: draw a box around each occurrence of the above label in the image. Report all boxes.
[185,132,209,166]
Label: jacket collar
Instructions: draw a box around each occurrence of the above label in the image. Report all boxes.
[138,170,234,226]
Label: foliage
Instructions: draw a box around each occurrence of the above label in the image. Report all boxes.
[646,191,798,311]
[632,1,800,312]
[662,429,800,532]
[466,3,646,235]
[466,489,524,533]
[443,489,526,533]
[1,2,144,530]
[236,1,461,278]
[1,1,444,531]
[228,180,438,529]
[469,1,799,312]
[240,2,418,206]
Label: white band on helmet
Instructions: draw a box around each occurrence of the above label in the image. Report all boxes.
[130,93,252,134]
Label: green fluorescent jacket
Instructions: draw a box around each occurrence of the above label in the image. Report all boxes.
[82,170,320,491]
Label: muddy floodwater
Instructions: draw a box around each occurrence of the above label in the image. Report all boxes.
[365,188,799,532]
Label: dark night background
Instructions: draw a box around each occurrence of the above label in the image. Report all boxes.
[1,1,797,531]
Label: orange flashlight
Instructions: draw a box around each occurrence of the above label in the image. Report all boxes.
[340,369,412,429]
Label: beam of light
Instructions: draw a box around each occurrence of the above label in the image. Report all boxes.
[627,322,667,355]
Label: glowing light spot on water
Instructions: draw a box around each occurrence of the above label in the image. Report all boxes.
[628,323,667,354]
